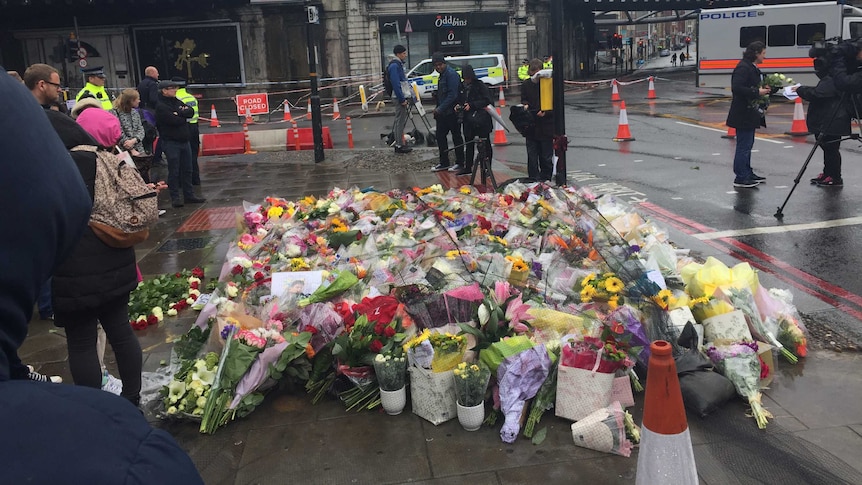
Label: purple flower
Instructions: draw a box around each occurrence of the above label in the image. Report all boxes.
[531,261,543,279]
[221,323,237,340]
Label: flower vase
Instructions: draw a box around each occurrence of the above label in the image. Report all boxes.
[380,386,407,415]
[508,267,529,287]
[457,401,485,431]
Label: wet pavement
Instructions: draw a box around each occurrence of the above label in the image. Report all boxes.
[19,62,862,483]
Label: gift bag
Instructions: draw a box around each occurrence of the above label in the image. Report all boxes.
[611,375,635,408]
[409,366,457,425]
[555,351,615,421]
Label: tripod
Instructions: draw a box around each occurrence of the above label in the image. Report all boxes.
[774,91,862,219]
[469,137,497,190]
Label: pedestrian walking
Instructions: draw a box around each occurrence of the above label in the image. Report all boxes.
[430,53,465,172]
[726,41,771,188]
[521,58,555,181]
[679,52,686,66]
[387,45,413,154]
[671,53,677,66]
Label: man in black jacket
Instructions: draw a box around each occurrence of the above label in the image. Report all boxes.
[431,53,466,172]
[521,59,555,181]
[137,66,160,111]
[726,41,771,188]
[155,79,205,207]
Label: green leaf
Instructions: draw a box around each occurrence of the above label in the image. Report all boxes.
[531,427,547,445]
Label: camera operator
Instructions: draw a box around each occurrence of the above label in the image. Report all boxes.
[829,38,862,92]
[793,55,851,187]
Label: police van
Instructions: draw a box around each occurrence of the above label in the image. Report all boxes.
[406,54,508,98]
[697,1,862,88]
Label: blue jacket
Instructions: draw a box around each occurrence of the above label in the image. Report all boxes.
[436,66,462,116]
[388,59,407,102]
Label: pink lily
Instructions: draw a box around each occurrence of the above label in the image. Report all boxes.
[505,295,533,334]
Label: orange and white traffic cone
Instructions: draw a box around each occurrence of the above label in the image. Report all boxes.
[785,97,810,136]
[646,76,657,99]
[306,99,312,120]
[493,107,510,146]
[612,100,635,142]
[721,126,737,139]
[332,98,341,120]
[346,116,354,149]
[498,86,506,107]
[209,104,220,128]
[635,340,698,485]
[610,79,621,102]
[242,123,257,155]
[283,100,292,122]
[244,107,254,124]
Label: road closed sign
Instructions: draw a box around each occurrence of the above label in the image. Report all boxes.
[235,93,270,116]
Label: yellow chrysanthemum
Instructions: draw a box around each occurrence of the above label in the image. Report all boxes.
[604,277,624,294]
[441,211,455,220]
[581,273,596,287]
[459,186,472,194]
[580,285,597,302]
[267,206,284,219]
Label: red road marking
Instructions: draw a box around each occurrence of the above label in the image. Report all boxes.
[177,206,241,232]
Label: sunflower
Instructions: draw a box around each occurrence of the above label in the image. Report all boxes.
[441,211,456,220]
[653,289,676,309]
[580,285,597,302]
[581,273,596,288]
[604,277,625,294]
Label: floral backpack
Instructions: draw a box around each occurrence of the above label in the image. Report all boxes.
[71,145,158,248]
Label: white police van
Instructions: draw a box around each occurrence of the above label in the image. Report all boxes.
[406,54,508,98]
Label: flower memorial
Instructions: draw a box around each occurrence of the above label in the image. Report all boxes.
[129,267,204,330]
[148,182,811,442]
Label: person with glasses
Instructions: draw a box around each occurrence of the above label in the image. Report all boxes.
[23,63,63,109]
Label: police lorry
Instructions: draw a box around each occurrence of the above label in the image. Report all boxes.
[697,1,862,88]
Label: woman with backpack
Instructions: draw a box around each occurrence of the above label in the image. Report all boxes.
[46,108,160,407]
[459,65,494,176]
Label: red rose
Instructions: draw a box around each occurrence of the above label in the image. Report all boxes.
[306,325,319,335]
[190,281,200,290]
[130,319,147,330]
[231,265,243,275]
[477,215,492,230]
[383,326,396,338]
[175,272,182,278]
[373,322,385,335]
[192,267,204,278]
[254,271,264,281]
[147,315,159,326]
[353,296,398,325]
[188,293,198,301]
[264,265,271,271]
[369,339,383,353]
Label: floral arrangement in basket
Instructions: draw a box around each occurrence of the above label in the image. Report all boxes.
[579,272,626,310]
[453,361,491,407]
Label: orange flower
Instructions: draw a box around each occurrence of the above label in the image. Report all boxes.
[305,343,316,359]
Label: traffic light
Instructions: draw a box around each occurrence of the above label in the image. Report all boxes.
[685,37,691,45]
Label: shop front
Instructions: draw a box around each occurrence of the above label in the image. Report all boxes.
[378,12,509,71]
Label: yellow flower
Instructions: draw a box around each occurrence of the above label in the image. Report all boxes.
[581,273,596,287]
[580,285,597,302]
[331,218,348,232]
[608,296,619,310]
[267,206,284,219]
[604,277,624,294]
[537,199,555,214]
[653,289,676,310]
[446,249,468,259]
[470,364,479,372]
[441,211,455,220]
[459,186,472,194]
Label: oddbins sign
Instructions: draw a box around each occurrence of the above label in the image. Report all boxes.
[235,93,270,116]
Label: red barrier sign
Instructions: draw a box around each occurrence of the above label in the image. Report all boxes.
[235,93,270,116]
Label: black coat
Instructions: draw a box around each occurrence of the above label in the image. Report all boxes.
[726,59,764,130]
[155,94,194,142]
[520,79,554,140]
[45,110,138,314]
[462,80,494,136]
[137,76,159,111]
[796,76,851,136]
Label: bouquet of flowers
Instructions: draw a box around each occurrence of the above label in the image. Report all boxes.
[561,336,634,374]
[162,351,219,418]
[727,287,797,364]
[578,272,626,310]
[404,328,466,372]
[453,361,491,407]
[459,281,532,352]
[373,352,407,391]
[751,73,793,112]
[570,401,640,457]
[129,267,204,329]
[706,342,772,429]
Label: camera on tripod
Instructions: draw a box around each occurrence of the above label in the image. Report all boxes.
[809,36,862,74]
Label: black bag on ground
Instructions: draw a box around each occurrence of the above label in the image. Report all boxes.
[509,104,535,137]
[676,322,737,418]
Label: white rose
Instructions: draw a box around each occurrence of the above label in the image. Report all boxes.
[187,276,201,285]
[167,308,178,316]
[284,243,301,257]
[186,297,195,305]
[226,285,239,298]
[189,289,201,297]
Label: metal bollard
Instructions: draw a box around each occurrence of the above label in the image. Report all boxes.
[346,116,354,149]
[291,119,300,151]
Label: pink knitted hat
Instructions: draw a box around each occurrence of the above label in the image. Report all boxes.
[76,108,121,147]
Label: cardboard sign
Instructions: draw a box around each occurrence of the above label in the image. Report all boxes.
[235,93,270,116]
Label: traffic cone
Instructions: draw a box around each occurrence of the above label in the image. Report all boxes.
[721,126,736,139]
[244,107,253,124]
[493,107,510,146]
[242,123,257,154]
[291,119,300,151]
[498,86,506,107]
[282,100,292,122]
[610,79,621,102]
[306,99,312,120]
[209,104,220,128]
[646,76,657,99]
[635,340,698,485]
[612,100,635,142]
[332,97,341,120]
[785,97,810,136]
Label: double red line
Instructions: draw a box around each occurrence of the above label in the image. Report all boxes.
[638,201,862,321]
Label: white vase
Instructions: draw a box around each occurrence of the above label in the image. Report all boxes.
[457,401,485,431]
[380,386,407,415]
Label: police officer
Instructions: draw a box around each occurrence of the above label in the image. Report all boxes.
[517,59,530,81]
[173,77,201,185]
[543,55,553,69]
[75,66,113,110]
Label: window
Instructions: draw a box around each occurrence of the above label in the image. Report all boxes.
[849,21,862,40]
[797,23,826,45]
[468,29,504,56]
[768,24,796,47]
[470,57,497,69]
[380,32,430,73]
[740,26,766,48]
[410,61,434,77]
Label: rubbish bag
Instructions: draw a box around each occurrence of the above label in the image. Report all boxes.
[676,322,737,417]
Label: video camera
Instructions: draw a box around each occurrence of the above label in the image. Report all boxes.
[809,37,862,75]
